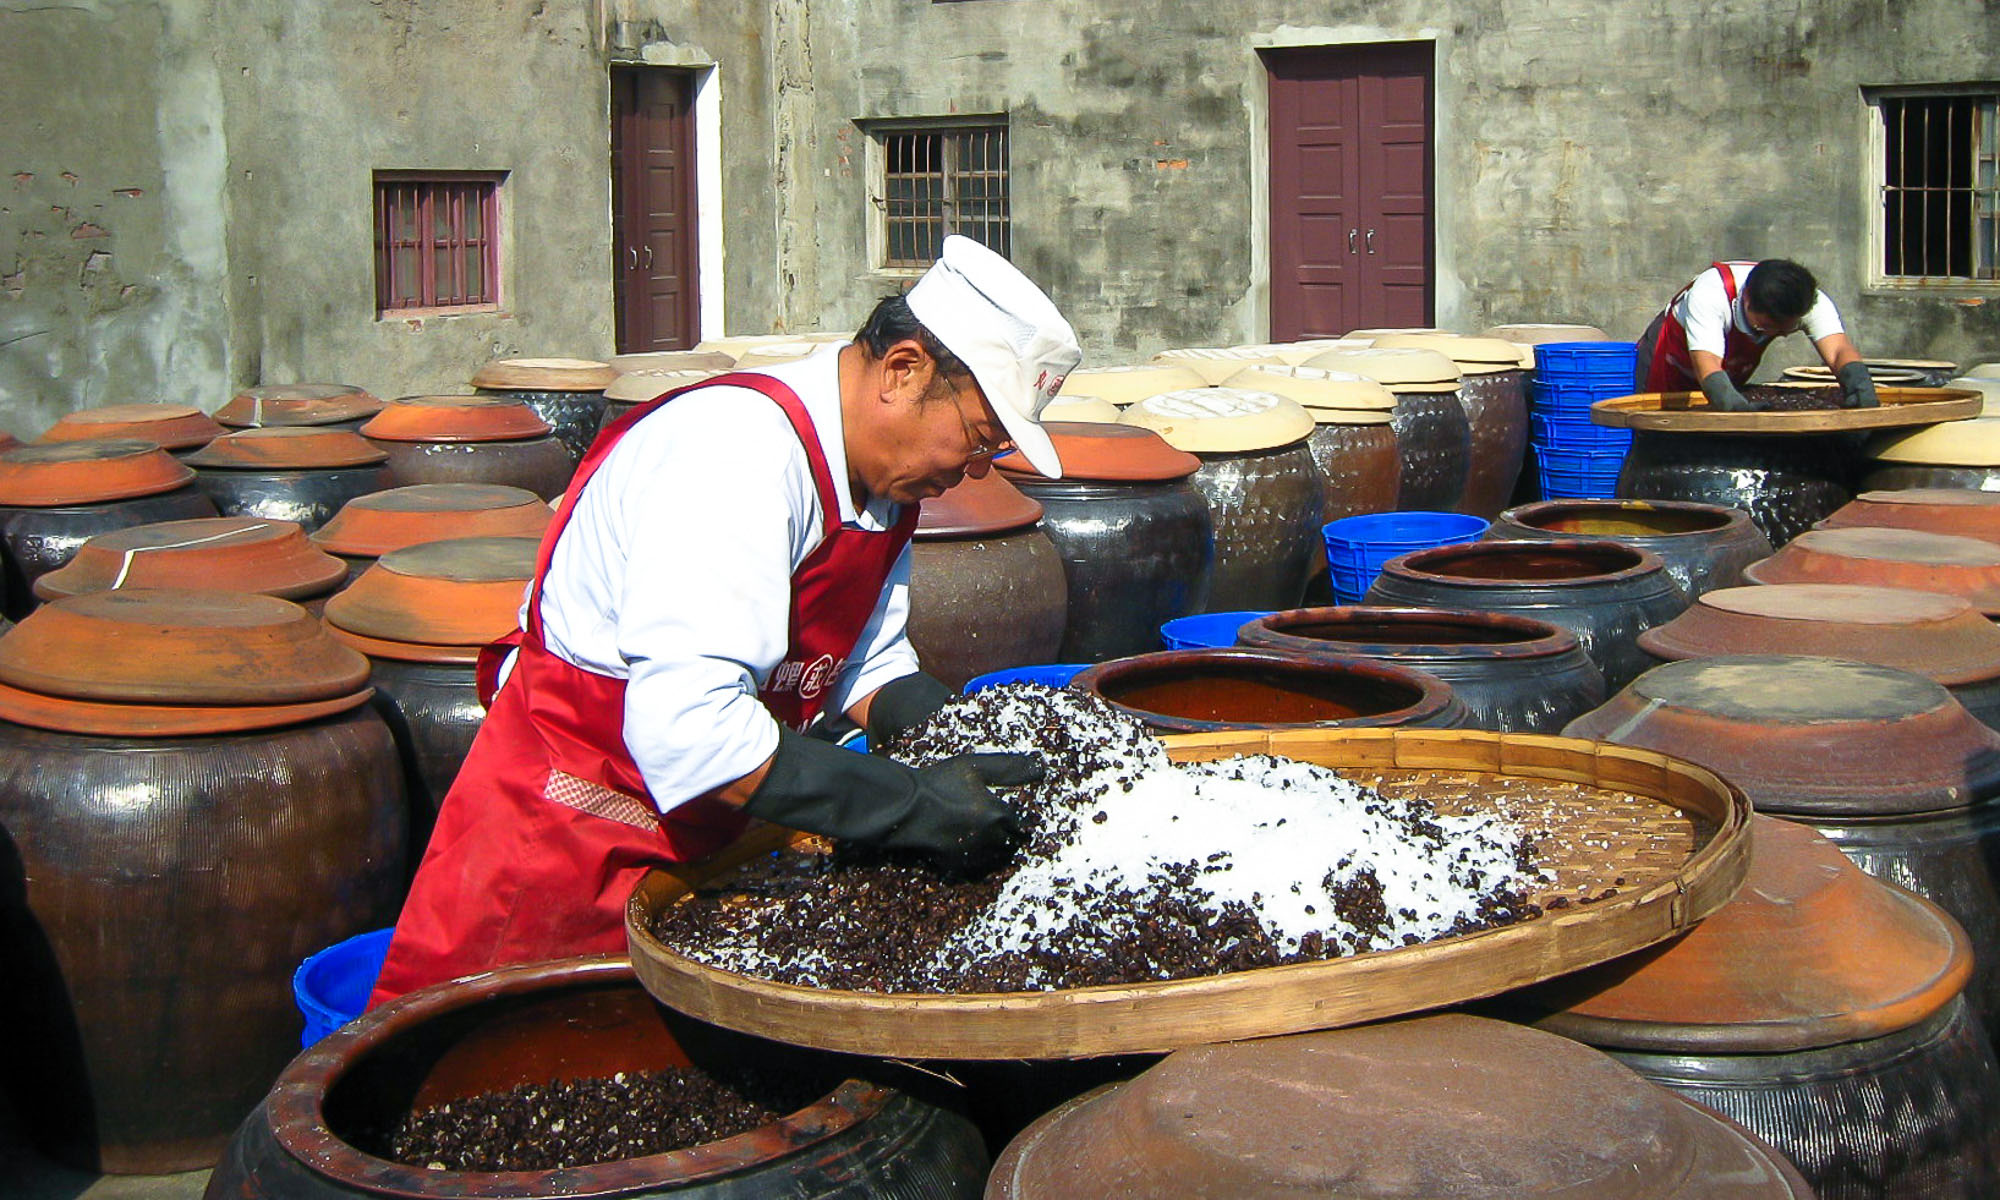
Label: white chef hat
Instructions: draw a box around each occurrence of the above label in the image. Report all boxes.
[906,235,1081,479]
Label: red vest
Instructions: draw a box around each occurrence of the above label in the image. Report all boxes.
[368,372,916,1006]
[1642,261,1770,391]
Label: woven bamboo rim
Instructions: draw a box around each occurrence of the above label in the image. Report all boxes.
[627,728,1750,1059]
[1590,387,1978,433]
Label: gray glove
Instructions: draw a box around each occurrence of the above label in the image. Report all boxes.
[1699,370,1752,412]
[1836,360,1881,409]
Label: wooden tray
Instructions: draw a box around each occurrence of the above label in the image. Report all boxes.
[1591,387,1979,434]
[625,729,1751,1059]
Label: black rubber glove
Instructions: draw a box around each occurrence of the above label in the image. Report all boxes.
[1699,370,1753,412]
[865,671,955,749]
[1836,360,1881,409]
[745,726,1038,872]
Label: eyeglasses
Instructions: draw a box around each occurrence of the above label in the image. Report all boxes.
[940,374,1015,460]
[1745,309,1801,338]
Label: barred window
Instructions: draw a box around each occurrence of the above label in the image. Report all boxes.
[1873,91,2000,285]
[374,172,503,313]
[873,123,1009,268]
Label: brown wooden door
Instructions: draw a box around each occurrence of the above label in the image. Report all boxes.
[1267,43,1433,339]
[611,67,699,351]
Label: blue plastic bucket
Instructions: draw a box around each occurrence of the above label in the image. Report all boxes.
[1323,511,1490,603]
[1534,446,1628,500]
[964,663,1090,692]
[1159,611,1275,651]
[293,927,393,1048]
[1533,341,1639,383]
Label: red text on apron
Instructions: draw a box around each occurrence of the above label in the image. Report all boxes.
[1642,261,1770,391]
[369,372,915,1006]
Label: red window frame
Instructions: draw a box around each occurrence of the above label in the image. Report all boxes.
[374,172,503,313]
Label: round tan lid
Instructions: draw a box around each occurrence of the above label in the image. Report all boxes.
[310,482,553,558]
[606,350,736,374]
[996,422,1201,483]
[1242,337,1379,365]
[1480,323,1614,344]
[1057,364,1208,406]
[1370,332,1525,370]
[1038,394,1122,423]
[360,395,552,444]
[1343,326,1443,338]
[604,368,727,403]
[1943,376,2000,408]
[1148,347,1279,386]
[183,427,389,470]
[33,516,347,603]
[468,358,619,392]
[1967,362,2000,380]
[1221,363,1397,411]
[0,439,195,507]
[1820,488,2000,545]
[216,385,384,429]
[324,536,536,660]
[1299,346,1462,389]
[39,404,225,451]
[1867,415,2000,465]
[1524,815,1971,1052]
[1743,526,2000,615]
[988,1014,1811,1200]
[732,343,825,369]
[1119,387,1315,453]
[1782,364,1925,386]
[915,470,1043,538]
[693,333,842,361]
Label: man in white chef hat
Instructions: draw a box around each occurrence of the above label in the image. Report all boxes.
[370,235,1083,1005]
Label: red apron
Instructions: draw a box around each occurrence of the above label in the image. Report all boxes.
[1641,261,1769,391]
[368,372,916,1006]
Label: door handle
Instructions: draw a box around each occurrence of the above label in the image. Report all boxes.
[1348,228,1358,255]
[1365,229,1376,255]
[626,246,638,269]
[642,245,653,270]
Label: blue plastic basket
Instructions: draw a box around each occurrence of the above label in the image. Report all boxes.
[1529,378,1636,414]
[1534,446,1628,500]
[293,927,394,1048]
[1160,611,1275,651]
[1323,512,1490,603]
[1533,341,1639,383]
[1529,412,1633,451]
[964,663,1089,692]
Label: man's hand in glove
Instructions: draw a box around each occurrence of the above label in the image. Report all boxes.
[1836,360,1881,409]
[1700,370,1753,412]
[744,727,1039,873]
[864,671,955,750]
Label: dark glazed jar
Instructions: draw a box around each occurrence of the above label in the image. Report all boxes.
[470,357,621,467]
[600,367,728,438]
[1300,346,1472,512]
[999,423,1213,663]
[1370,334,1533,520]
[204,956,989,1199]
[362,396,576,501]
[0,590,407,1174]
[1072,647,1468,733]
[1364,540,1690,692]
[907,472,1067,691]
[1488,498,1773,599]
[1238,606,1605,733]
[1615,427,1858,546]
[186,427,393,532]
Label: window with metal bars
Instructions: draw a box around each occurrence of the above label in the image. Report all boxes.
[1874,92,2000,285]
[874,123,1009,268]
[374,172,503,313]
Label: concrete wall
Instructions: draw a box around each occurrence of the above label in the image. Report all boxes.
[5,0,1999,438]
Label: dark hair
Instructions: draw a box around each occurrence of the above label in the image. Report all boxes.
[854,293,969,380]
[1743,259,1817,321]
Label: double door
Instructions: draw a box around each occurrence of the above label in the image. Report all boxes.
[611,67,699,352]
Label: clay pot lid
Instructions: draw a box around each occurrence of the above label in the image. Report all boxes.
[1218,364,1398,411]
[1119,388,1316,453]
[1298,346,1463,389]
[1056,363,1208,406]
[604,368,726,403]
[1968,362,2000,379]
[468,357,620,392]
[323,536,536,660]
[33,517,347,603]
[606,350,737,374]
[216,385,384,428]
[1370,332,1525,369]
[1521,816,1972,1053]
[1480,322,1614,344]
[0,588,370,717]
[310,483,554,558]
[987,1014,1811,1200]
[1562,654,2000,816]
[733,343,827,369]
[1386,539,1664,588]
[38,403,225,451]
[1741,526,2000,615]
[1037,394,1122,423]
[0,439,195,506]
[915,470,1043,538]
[184,427,389,470]
[1868,414,2000,465]
[997,422,1200,483]
[1638,583,2000,685]
[1148,346,1277,385]
[360,396,553,443]
[1072,647,1457,732]
[1819,488,2000,544]
[1782,364,1926,386]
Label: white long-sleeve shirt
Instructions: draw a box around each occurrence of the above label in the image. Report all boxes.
[1673,261,1844,357]
[533,346,919,812]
